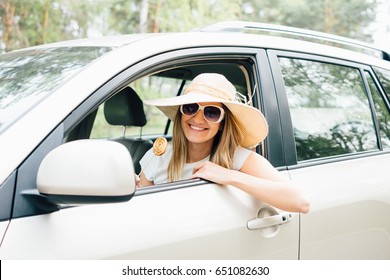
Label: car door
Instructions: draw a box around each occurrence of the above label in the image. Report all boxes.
[0,47,300,259]
[269,50,390,259]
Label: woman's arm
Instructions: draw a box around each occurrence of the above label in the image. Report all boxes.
[191,152,310,213]
[136,172,154,188]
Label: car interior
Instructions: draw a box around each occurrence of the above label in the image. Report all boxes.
[65,59,258,176]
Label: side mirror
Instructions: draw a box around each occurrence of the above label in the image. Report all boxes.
[37,140,136,205]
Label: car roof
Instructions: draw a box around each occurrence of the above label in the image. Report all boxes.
[197,21,390,61]
[10,22,389,71]
[10,33,162,50]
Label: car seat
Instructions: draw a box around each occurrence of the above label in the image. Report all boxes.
[104,86,153,174]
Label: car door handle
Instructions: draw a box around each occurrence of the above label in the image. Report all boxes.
[247,212,293,230]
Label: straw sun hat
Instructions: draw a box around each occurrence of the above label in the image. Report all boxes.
[143,73,269,148]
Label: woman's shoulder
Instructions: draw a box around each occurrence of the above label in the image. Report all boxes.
[235,146,254,156]
[233,146,254,170]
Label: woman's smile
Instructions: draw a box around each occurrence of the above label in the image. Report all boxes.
[189,124,208,131]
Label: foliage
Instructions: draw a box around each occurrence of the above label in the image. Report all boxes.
[241,0,378,41]
[0,0,380,52]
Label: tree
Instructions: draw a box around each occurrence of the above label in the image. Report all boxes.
[240,0,378,42]
[1,0,16,51]
[0,0,381,52]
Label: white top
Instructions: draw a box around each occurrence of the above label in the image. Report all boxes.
[140,142,252,184]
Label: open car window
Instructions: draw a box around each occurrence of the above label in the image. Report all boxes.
[90,60,255,141]
[69,56,259,187]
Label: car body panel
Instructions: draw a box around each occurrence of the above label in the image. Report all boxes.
[289,153,390,259]
[0,183,299,259]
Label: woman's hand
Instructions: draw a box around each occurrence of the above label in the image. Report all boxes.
[135,174,141,188]
[191,155,310,213]
[191,161,233,185]
[136,172,154,188]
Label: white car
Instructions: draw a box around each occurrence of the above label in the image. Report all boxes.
[1,21,390,259]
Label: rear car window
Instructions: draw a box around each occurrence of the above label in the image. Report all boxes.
[279,58,378,161]
[374,67,390,100]
[365,71,390,149]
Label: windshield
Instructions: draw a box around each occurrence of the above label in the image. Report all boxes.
[0,46,112,134]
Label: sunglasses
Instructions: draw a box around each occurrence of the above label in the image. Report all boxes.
[180,103,225,123]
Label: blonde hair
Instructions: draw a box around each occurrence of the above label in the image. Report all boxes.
[167,107,243,181]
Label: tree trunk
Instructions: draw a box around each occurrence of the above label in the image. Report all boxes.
[151,0,160,33]
[139,0,149,33]
[324,0,334,34]
[41,1,50,44]
[2,0,16,51]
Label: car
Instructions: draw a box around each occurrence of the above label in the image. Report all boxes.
[0,21,390,259]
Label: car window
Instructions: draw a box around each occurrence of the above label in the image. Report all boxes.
[374,67,390,100]
[279,58,378,161]
[0,47,112,135]
[365,71,390,149]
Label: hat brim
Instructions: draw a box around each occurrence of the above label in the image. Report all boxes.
[144,93,268,148]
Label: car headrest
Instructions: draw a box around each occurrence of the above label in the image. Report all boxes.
[104,87,147,127]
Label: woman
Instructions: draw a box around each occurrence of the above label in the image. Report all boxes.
[138,73,310,213]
